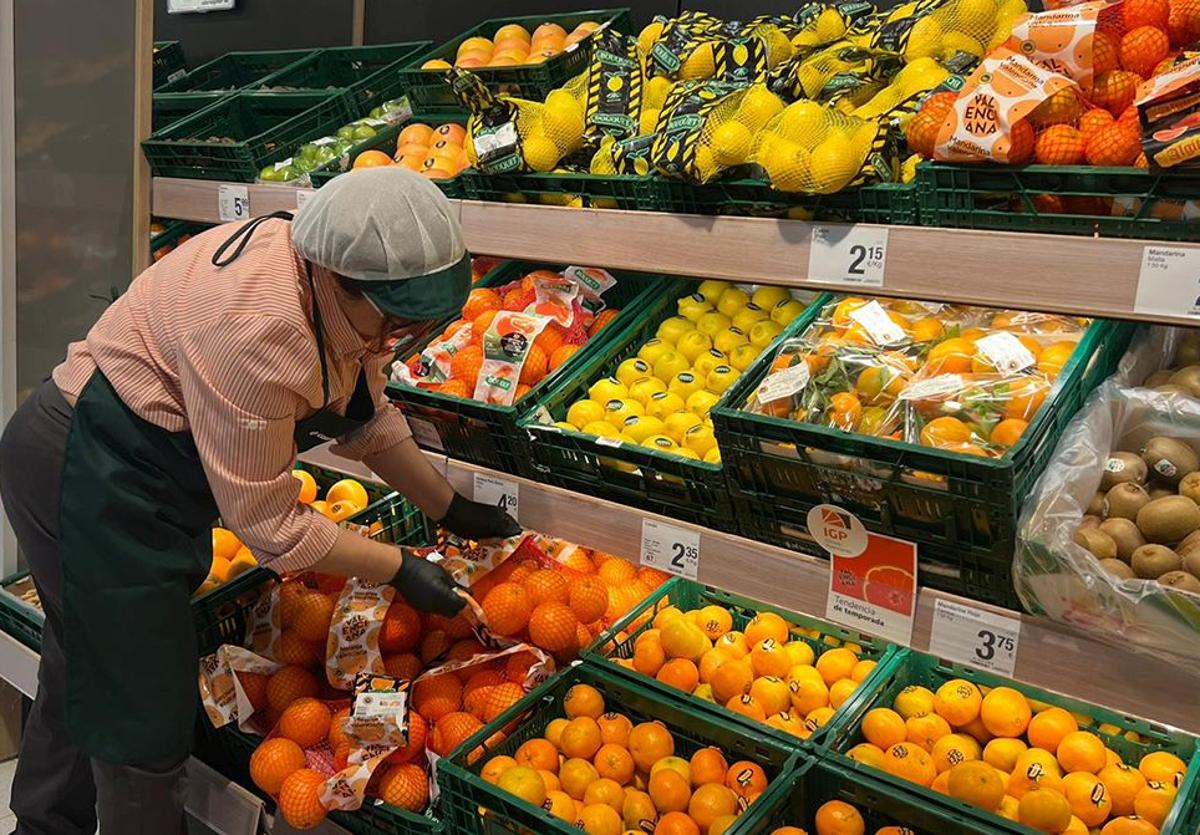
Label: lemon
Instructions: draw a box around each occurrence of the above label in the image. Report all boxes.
[581,420,619,438]
[716,288,751,319]
[676,330,715,363]
[668,371,706,401]
[646,391,686,419]
[902,154,920,183]
[761,26,795,66]
[590,147,617,174]
[752,286,792,310]
[714,327,750,355]
[761,137,813,192]
[904,16,944,61]
[732,304,770,333]
[888,2,919,21]
[686,389,721,418]
[728,343,762,372]
[603,397,644,428]
[638,339,672,366]
[677,293,714,322]
[628,376,668,405]
[705,365,740,395]
[792,30,823,48]
[638,20,664,55]
[749,320,784,348]
[639,107,660,135]
[850,120,878,157]
[710,120,753,166]
[816,8,847,42]
[588,377,628,403]
[663,411,703,442]
[616,358,653,387]
[683,424,718,457]
[704,446,722,464]
[567,399,606,428]
[641,434,679,453]
[680,42,715,80]
[954,0,1000,35]
[622,414,666,444]
[657,316,694,344]
[997,0,1027,22]
[770,299,807,326]
[736,86,785,131]
[893,57,951,97]
[542,96,585,154]
[809,132,859,194]
[696,279,732,304]
[522,131,560,172]
[693,145,719,182]
[644,76,673,109]
[693,348,729,379]
[696,311,733,337]
[653,351,691,382]
[940,31,985,60]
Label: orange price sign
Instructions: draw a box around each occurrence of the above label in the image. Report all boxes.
[808,504,918,645]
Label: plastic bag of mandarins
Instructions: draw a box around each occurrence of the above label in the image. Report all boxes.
[1005,0,1125,93]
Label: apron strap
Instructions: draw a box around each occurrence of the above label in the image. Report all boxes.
[304,261,334,410]
[210,211,295,268]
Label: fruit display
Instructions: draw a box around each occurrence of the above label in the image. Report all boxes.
[420,20,603,71]
[555,281,813,465]
[438,667,794,835]
[598,579,890,747]
[361,119,471,180]
[831,649,1198,835]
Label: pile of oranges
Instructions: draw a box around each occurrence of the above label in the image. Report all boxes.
[478,550,669,662]
[749,295,1089,459]
[611,602,876,742]
[351,121,471,181]
[769,798,924,835]
[480,681,776,834]
[419,21,603,70]
[400,268,622,404]
[846,677,1189,833]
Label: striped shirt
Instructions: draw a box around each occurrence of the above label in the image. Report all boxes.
[53,218,411,573]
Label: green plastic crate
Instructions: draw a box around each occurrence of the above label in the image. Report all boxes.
[152,40,188,90]
[824,648,1200,835]
[743,755,1006,834]
[585,577,898,749]
[250,43,432,111]
[152,91,230,133]
[149,219,210,261]
[386,260,666,477]
[156,48,314,94]
[0,572,44,652]
[457,169,659,210]
[650,178,921,223]
[517,284,827,532]
[918,162,1200,241]
[438,662,799,835]
[308,110,469,197]
[142,90,356,181]
[397,9,634,112]
[711,303,1137,608]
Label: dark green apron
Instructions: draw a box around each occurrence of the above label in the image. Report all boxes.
[59,213,375,765]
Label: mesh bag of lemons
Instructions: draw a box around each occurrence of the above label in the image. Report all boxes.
[860,0,1027,64]
[637,11,801,83]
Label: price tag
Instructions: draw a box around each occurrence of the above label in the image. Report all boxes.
[640,519,700,580]
[929,598,1021,676]
[473,473,519,520]
[217,184,250,222]
[295,189,315,211]
[808,226,889,287]
[899,374,964,401]
[1134,245,1200,318]
[407,416,444,452]
[975,331,1036,374]
[757,362,809,403]
[848,299,907,345]
[595,435,624,448]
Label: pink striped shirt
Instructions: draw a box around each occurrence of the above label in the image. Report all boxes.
[53,218,411,573]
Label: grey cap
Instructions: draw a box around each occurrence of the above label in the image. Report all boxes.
[292,166,466,283]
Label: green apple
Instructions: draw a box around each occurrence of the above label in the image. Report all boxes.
[351,124,378,141]
[336,125,357,140]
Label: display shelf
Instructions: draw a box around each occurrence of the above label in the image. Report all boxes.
[151,176,1200,327]
[299,444,1200,734]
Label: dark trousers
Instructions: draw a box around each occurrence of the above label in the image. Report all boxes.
[0,380,188,835]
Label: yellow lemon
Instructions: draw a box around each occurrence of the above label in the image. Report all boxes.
[567,399,606,429]
[752,286,791,310]
[716,287,751,319]
[683,424,717,457]
[714,327,750,355]
[777,100,827,146]
[621,414,666,444]
[616,358,653,387]
[653,351,691,382]
[696,280,732,304]
[736,86,785,131]
[732,304,770,333]
[686,390,721,418]
[641,434,679,454]
[728,343,762,372]
[706,365,740,395]
[696,311,733,338]
[664,411,704,442]
[646,391,686,419]
[676,330,715,363]
[638,339,673,366]
[680,42,715,80]
[589,377,628,403]
[603,398,644,428]
[628,376,668,405]
[677,293,714,322]
[761,137,813,192]
[771,299,808,326]
[644,75,672,109]
[816,7,848,41]
[657,316,695,344]
[522,131,560,172]
[668,371,706,401]
[710,120,753,166]
[809,132,859,194]
[582,420,620,438]
[749,320,784,349]
[693,348,729,378]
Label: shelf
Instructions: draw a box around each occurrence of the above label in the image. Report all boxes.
[299,443,1200,735]
[152,176,1200,327]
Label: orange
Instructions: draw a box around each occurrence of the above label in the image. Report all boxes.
[481,681,526,722]
[238,671,269,713]
[597,557,639,584]
[212,527,242,562]
[920,416,972,449]
[515,737,559,772]
[377,763,429,812]
[561,716,603,760]
[543,717,570,750]
[595,743,636,785]
[814,647,856,685]
[690,747,729,787]
[481,583,533,637]
[250,738,306,795]
[931,733,982,774]
[883,743,937,786]
[481,755,517,785]
[984,737,1028,773]
[291,592,334,642]
[863,708,907,750]
[850,659,877,683]
[1063,771,1113,826]
[751,676,792,715]
[561,757,601,800]
[266,666,319,713]
[725,760,768,799]
[1027,707,1078,754]
[1018,788,1072,833]
[893,685,935,720]
[1009,760,1064,800]
[1139,751,1186,785]
[847,743,886,769]
[629,721,675,772]
[744,612,789,647]
[570,576,610,624]
[711,660,754,705]
[412,674,463,722]
[498,764,547,808]
[657,659,700,692]
[524,569,570,606]
[751,639,792,679]
[519,345,550,386]
[1133,781,1177,827]
[990,418,1028,449]
[579,802,623,835]
[654,811,700,835]
[398,123,435,147]
[934,679,982,727]
[550,343,582,371]
[708,815,739,835]
[814,799,866,835]
[827,392,863,430]
[688,783,737,830]
[277,630,319,667]
[450,344,485,386]
[462,287,502,321]
[1037,341,1077,378]
[648,768,691,814]
[926,337,977,374]
[726,693,767,721]
[1006,378,1049,421]
[353,149,394,169]
[325,478,368,508]
[789,676,830,718]
[906,714,952,752]
[694,606,734,641]
[698,648,731,684]
[1058,731,1107,774]
[431,711,482,757]
[1101,818,1163,835]
[544,789,576,821]
[1100,762,1148,816]
[622,789,658,830]
[598,712,633,746]
[278,698,331,749]
[380,600,422,653]
[806,707,836,733]
[278,768,328,828]
[529,602,580,653]
[386,709,427,764]
[979,687,1031,739]
[947,760,1005,811]
[716,631,749,659]
[584,777,628,810]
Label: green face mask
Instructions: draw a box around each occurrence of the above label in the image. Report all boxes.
[356,253,473,320]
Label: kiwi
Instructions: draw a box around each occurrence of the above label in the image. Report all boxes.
[1074,527,1117,560]
[1136,495,1200,543]
[1087,491,1106,517]
[1175,335,1200,367]
[1098,518,1145,563]
[1177,529,1200,554]
[1104,483,1151,521]
[1170,366,1200,396]
[1131,544,1182,578]
[1145,370,1174,387]
[1140,437,1199,484]
[1150,485,1176,500]
[1181,471,1200,504]
[1183,550,1200,578]
[1079,515,1101,530]
[1099,559,1136,580]
[1100,452,1148,491]
[1158,570,1200,594]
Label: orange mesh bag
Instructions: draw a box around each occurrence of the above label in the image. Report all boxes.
[1006,0,1125,92]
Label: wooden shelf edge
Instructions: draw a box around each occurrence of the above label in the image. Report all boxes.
[299,444,1200,734]
[152,176,1200,327]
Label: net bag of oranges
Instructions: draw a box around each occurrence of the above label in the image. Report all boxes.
[749,99,889,193]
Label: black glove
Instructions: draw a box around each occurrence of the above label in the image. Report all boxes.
[390,551,465,616]
[438,492,522,541]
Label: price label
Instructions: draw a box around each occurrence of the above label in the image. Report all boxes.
[640,519,700,580]
[473,473,519,520]
[849,299,906,345]
[407,416,444,452]
[975,331,1036,374]
[929,598,1021,676]
[808,226,889,287]
[217,184,250,222]
[757,362,809,403]
[1134,245,1200,318]
[295,189,315,211]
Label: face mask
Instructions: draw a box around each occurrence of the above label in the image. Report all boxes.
[361,292,440,355]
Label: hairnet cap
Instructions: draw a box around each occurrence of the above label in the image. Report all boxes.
[292,167,470,321]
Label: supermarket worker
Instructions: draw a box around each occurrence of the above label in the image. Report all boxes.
[0,167,520,834]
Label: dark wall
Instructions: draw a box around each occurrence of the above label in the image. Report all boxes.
[155,0,356,68]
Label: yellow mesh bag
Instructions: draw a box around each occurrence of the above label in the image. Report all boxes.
[868,0,1027,64]
[749,101,887,193]
[850,56,953,120]
[791,2,878,50]
[794,42,900,102]
[561,29,644,150]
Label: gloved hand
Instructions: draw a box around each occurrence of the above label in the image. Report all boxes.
[390,551,465,616]
[438,492,522,541]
